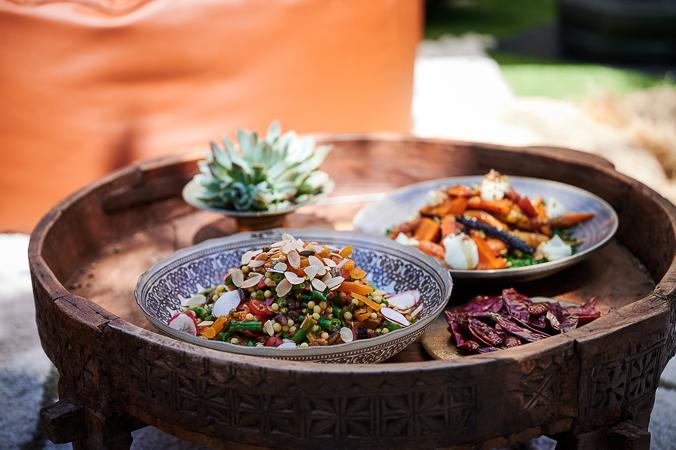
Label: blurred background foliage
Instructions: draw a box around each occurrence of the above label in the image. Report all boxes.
[425,0,675,100]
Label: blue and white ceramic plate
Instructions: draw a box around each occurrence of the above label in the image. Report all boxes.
[353,176,618,282]
[135,229,453,364]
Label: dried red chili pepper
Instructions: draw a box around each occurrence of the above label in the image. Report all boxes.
[468,318,504,347]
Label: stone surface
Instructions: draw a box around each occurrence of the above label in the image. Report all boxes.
[650,387,676,450]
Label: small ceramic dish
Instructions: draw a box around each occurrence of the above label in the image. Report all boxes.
[135,228,453,363]
[182,178,335,230]
[353,176,618,282]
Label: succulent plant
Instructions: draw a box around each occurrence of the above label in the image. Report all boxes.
[193,121,332,211]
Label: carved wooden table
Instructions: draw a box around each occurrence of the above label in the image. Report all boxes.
[29,136,676,449]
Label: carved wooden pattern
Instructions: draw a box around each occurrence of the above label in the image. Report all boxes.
[581,329,666,424]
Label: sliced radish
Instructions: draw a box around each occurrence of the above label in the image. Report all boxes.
[212,290,241,317]
[168,312,198,335]
[386,290,420,310]
[381,307,410,327]
[340,327,353,343]
[180,293,206,308]
[276,279,292,297]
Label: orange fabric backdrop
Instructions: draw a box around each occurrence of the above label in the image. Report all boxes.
[0,0,422,232]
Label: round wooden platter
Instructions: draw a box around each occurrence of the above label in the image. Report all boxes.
[30,136,676,450]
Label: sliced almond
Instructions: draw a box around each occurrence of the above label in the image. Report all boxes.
[282,233,295,242]
[248,259,266,268]
[321,273,332,283]
[323,258,337,268]
[339,327,353,343]
[308,255,324,267]
[326,276,344,290]
[311,279,327,292]
[180,294,206,308]
[304,265,319,280]
[276,279,292,297]
[381,307,410,327]
[281,242,295,254]
[241,249,262,265]
[287,250,301,269]
[270,240,286,248]
[231,269,244,287]
[285,271,305,285]
[240,272,264,289]
[197,320,214,328]
[308,244,324,254]
[273,262,287,272]
[263,320,275,336]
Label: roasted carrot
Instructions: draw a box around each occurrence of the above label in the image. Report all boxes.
[471,235,507,270]
[485,238,508,256]
[550,212,594,228]
[463,210,508,230]
[467,197,514,216]
[447,184,477,197]
[417,240,445,259]
[441,215,462,237]
[421,196,468,217]
[413,217,441,242]
[338,281,374,296]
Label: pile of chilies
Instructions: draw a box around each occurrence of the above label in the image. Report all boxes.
[444,288,601,354]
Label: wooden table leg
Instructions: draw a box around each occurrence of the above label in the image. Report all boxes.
[71,409,137,450]
[41,399,140,449]
[553,421,650,450]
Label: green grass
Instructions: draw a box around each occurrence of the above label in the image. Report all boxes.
[492,52,675,100]
[424,1,675,100]
[425,0,556,39]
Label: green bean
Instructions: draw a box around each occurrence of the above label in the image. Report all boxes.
[228,321,263,332]
[292,315,314,344]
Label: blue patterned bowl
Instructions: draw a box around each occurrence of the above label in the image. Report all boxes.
[135,229,453,363]
[353,176,618,282]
